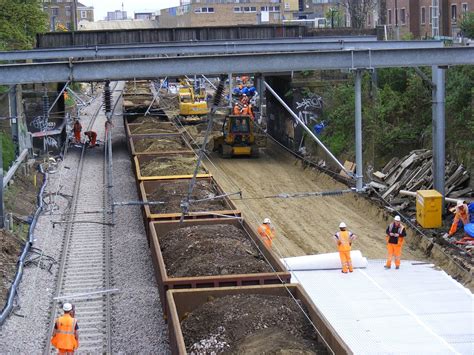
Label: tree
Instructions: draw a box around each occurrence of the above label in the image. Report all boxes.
[460,12,474,38]
[343,0,377,29]
[0,0,48,50]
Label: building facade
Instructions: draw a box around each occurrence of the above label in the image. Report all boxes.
[158,0,287,27]
[42,0,94,31]
[384,0,473,38]
[106,10,128,21]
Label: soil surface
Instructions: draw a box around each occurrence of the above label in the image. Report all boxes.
[127,115,169,124]
[204,140,427,261]
[0,230,23,305]
[140,155,205,177]
[160,224,273,277]
[181,294,326,354]
[134,136,187,153]
[129,122,177,134]
[0,168,42,306]
[147,179,229,214]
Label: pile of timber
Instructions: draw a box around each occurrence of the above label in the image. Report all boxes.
[369,149,472,209]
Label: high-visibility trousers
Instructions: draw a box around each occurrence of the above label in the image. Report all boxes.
[74,131,81,143]
[338,250,353,273]
[386,243,403,267]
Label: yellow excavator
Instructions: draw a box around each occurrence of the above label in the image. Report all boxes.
[178,83,208,124]
[213,115,259,158]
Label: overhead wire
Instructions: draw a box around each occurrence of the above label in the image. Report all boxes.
[168,83,337,354]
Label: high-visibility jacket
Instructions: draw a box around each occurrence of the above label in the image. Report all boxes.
[73,121,82,133]
[386,223,406,245]
[51,314,78,351]
[449,204,469,235]
[334,230,354,252]
[258,224,275,248]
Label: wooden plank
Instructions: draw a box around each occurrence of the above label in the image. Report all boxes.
[373,171,386,180]
[382,181,401,199]
[340,160,356,179]
[381,157,399,174]
[369,181,388,190]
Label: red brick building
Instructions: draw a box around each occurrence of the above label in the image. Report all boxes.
[384,0,473,38]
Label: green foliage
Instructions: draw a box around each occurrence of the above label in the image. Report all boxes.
[307,66,472,167]
[325,8,344,28]
[0,0,48,50]
[460,12,474,38]
[1,131,15,171]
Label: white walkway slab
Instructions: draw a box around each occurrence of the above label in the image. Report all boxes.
[289,260,473,354]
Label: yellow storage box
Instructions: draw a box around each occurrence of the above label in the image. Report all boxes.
[416,190,442,228]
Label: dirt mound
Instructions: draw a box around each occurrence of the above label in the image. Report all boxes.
[160,224,273,277]
[128,116,168,124]
[140,155,205,177]
[129,122,176,134]
[0,229,24,305]
[147,180,228,214]
[134,137,187,153]
[181,294,325,354]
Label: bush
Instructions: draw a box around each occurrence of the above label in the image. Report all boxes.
[1,131,15,171]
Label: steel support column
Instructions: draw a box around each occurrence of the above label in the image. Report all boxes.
[354,70,364,191]
[228,73,233,108]
[432,66,446,202]
[8,86,18,152]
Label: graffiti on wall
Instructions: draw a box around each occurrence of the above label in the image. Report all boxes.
[293,93,323,128]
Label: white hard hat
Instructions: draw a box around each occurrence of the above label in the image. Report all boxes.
[263,218,271,224]
[394,215,401,222]
[456,200,464,207]
[339,222,347,228]
[63,303,73,312]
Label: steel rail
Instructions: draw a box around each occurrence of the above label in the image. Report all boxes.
[0,38,442,61]
[1,47,473,85]
[44,83,118,354]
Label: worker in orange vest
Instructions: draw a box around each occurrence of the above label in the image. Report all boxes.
[247,104,255,120]
[73,120,82,143]
[333,222,357,273]
[385,215,407,269]
[51,303,79,354]
[448,200,470,237]
[241,104,250,116]
[258,218,275,249]
[84,131,97,147]
[233,104,241,115]
[240,94,249,105]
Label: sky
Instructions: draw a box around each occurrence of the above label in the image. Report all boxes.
[80,0,180,20]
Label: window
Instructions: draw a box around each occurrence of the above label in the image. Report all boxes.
[81,10,87,18]
[429,7,433,24]
[421,7,426,24]
[51,7,59,16]
[195,7,214,13]
[65,6,71,17]
[388,9,392,25]
[66,22,71,30]
[400,8,406,25]
[451,5,457,21]
[234,7,241,12]
[462,3,468,13]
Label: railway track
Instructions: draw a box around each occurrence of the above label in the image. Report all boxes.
[44,84,117,353]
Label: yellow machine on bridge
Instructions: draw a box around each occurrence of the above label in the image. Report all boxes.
[213,115,259,158]
[178,84,208,124]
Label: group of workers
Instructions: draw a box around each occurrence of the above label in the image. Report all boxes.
[233,96,255,119]
[258,201,471,273]
[72,119,97,147]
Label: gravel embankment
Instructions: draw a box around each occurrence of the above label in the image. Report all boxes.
[109,96,169,353]
[0,125,83,351]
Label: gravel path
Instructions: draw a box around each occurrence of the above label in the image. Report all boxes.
[0,100,93,352]
[109,88,169,353]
